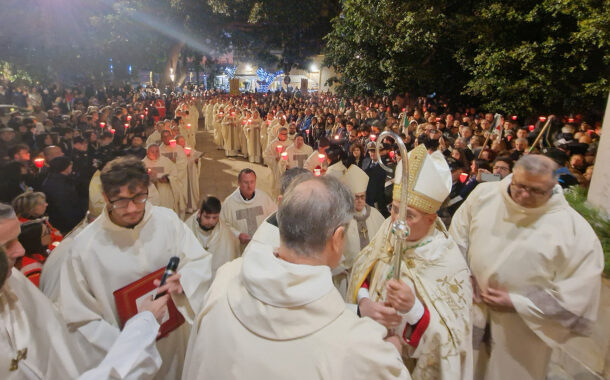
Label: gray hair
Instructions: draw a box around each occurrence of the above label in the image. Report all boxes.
[278,176,354,256]
[280,168,312,195]
[514,154,559,181]
[0,246,7,289]
[0,203,16,221]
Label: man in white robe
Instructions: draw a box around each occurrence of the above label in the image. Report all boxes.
[57,157,213,380]
[0,203,166,379]
[245,111,263,163]
[260,113,274,153]
[213,107,225,148]
[145,121,167,148]
[304,136,330,173]
[348,145,473,379]
[221,168,277,250]
[176,135,202,214]
[159,130,188,216]
[449,154,604,380]
[186,196,239,279]
[285,133,313,169]
[142,145,182,214]
[335,165,385,297]
[204,100,215,131]
[182,176,410,380]
[221,109,240,156]
[263,127,292,198]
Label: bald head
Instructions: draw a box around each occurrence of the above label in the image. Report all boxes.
[278,176,353,257]
[514,154,558,181]
[43,145,63,161]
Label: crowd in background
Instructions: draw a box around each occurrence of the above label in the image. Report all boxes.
[0,80,602,283]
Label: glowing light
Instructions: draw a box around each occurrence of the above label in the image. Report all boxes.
[100,122,106,128]
[184,147,191,155]
[276,145,283,153]
[511,115,518,121]
[314,168,321,176]
[459,173,468,183]
[370,134,377,142]
[281,152,288,161]
[539,116,547,122]
[169,139,176,147]
[34,158,45,168]
[318,153,325,163]
[310,64,319,72]
[528,125,535,132]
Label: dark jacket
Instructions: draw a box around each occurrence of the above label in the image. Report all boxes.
[365,162,390,218]
[41,173,87,234]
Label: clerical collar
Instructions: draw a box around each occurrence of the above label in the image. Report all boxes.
[240,191,256,201]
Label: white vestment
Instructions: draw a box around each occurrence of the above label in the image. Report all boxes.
[142,156,182,215]
[245,118,263,163]
[285,143,314,169]
[304,150,329,172]
[221,188,277,242]
[221,117,239,156]
[181,242,411,380]
[348,219,473,379]
[184,149,202,214]
[263,138,291,197]
[449,177,604,380]
[1,270,161,380]
[145,131,162,147]
[186,212,240,278]
[159,143,188,217]
[213,111,224,147]
[343,205,385,269]
[57,204,213,380]
[325,161,348,179]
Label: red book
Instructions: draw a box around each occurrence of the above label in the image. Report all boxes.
[113,267,185,340]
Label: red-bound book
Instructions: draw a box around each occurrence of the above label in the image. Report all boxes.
[113,267,185,340]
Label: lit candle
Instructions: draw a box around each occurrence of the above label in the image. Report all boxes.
[100,122,106,128]
[140,114,145,119]
[528,124,535,132]
[124,123,129,129]
[184,147,191,155]
[568,117,574,123]
[314,168,321,176]
[276,145,283,153]
[110,128,116,134]
[127,115,132,121]
[34,158,45,169]
[305,129,310,135]
[511,115,518,121]
[281,152,288,161]
[459,173,468,183]
[334,135,339,140]
[318,153,325,163]
[389,151,395,159]
[539,116,547,122]
[186,123,191,129]
[370,134,377,142]
[169,139,176,148]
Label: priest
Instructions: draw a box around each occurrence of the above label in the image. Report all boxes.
[263,127,292,197]
[285,133,313,169]
[245,110,263,163]
[449,154,604,380]
[185,196,240,279]
[57,157,213,380]
[0,203,167,379]
[336,164,385,297]
[182,176,410,380]
[304,136,330,173]
[221,108,240,157]
[176,135,202,214]
[348,145,473,379]
[142,144,182,214]
[213,106,225,148]
[221,168,277,249]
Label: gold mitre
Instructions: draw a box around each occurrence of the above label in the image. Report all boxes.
[341,164,369,195]
[393,145,452,214]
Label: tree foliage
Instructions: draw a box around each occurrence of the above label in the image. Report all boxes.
[324,0,610,115]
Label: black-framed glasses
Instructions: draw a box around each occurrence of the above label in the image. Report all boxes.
[509,182,551,197]
[109,192,148,209]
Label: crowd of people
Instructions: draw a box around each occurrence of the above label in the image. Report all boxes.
[0,79,605,380]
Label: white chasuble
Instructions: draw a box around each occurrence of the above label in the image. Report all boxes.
[181,243,411,380]
[285,143,314,169]
[449,177,604,380]
[57,204,213,380]
[142,156,182,215]
[221,188,277,241]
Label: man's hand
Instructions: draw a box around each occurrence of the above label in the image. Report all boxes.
[384,332,404,353]
[238,233,251,245]
[358,298,402,329]
[139,294,169,324]
[158,175,169,183]
[481,287,515,312]
[385,278,415,314]
[153,273,183,296]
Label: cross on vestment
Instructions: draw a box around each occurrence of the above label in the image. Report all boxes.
[236,206,264,237]
[353,205,372,249]
[10,348,28,371]
[149,166,165,180]
[293,154,309,168]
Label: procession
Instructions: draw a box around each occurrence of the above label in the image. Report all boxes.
[1,0,609,379]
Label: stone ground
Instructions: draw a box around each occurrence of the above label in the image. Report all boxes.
[192,122,610,380]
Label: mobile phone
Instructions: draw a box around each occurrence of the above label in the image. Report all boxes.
[481,172,501,182]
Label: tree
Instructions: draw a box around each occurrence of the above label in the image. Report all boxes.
[458,0,610,115]
[323,0,471,99]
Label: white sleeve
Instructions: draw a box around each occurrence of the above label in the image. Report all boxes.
[77,311,161,380]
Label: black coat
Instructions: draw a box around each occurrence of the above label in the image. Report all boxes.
[41,173,87,234]
[365,162,390,218]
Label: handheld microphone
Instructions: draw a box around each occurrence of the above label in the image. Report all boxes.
[154,256,180,300]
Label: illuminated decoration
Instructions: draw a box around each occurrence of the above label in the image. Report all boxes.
[224,65,236,79]
[256,67,283,93]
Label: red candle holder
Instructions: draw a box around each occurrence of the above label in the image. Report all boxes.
[459,173,468,183]
[169,139,176,148]
[184,147,191,155]
[281,152,288,161]
[318,153,325,163]
[370,134,377,142]
[34,158,45,169]
[100,122,106,128]
[187,123,191,129]
[276,145,283,153]
[124,123,129,129]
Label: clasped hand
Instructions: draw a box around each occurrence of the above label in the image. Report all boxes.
[358,279,415,329]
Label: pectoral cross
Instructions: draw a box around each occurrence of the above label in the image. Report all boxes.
[293,154,309,168]
[236,206,264,236]
[10,348,27,371]
[357,220,370,249]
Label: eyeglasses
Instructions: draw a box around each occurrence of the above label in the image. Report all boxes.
[493,166,510,172]
[354,194,366,200]
[509,182,551,196]
[109,192,148,209]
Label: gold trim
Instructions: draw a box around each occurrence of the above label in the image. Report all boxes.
[392,145,442,213]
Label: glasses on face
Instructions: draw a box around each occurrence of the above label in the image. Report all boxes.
[109,192,148,209]
[493,165,510,172]
[354,194,366,200]
[509,181,551,197]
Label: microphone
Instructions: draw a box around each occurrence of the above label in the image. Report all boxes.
[154,256,180,300]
